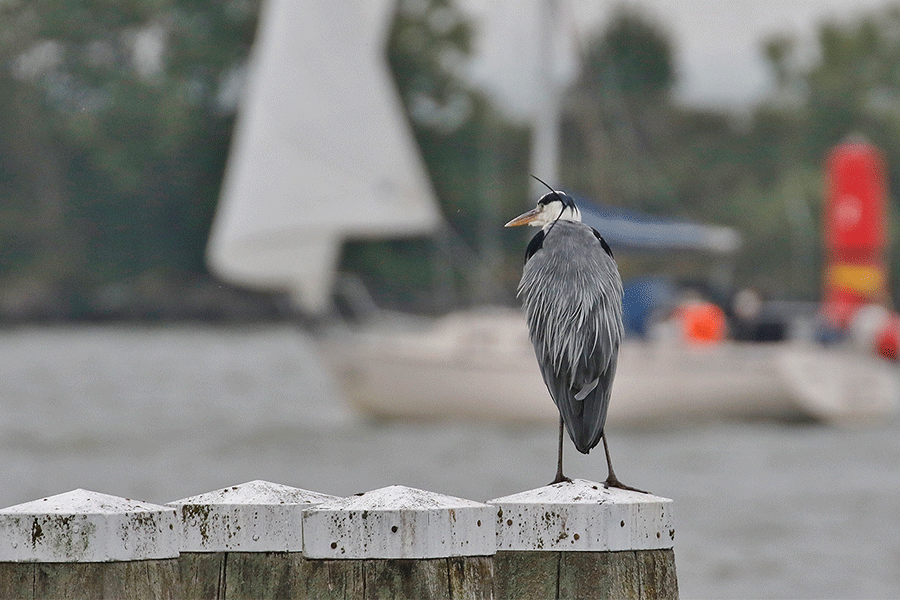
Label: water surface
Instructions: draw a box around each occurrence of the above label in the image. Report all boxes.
[0,326,896,598]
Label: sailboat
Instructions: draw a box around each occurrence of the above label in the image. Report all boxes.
[206,0,441,314]
[207,1,899,427]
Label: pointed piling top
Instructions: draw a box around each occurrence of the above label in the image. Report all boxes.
[168,480,338,553]
[488,479,675,552]
[0,489,172,516]
[489,478,671,505]
[0,489,178,562]
[309,484,488,512]
[169,480,336,507]
[303,485,496,559]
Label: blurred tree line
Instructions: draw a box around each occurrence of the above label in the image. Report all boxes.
[0,1,899,320]
[0,0,262,319]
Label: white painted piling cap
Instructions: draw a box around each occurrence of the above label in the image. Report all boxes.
[302,485,496,559]
[0,489,178,562]
[168,480,338,552]
[488,479,675,552]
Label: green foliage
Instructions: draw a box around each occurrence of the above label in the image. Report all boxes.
[581,9,675,101]
[563,12,753,227]
[0,0,259,307]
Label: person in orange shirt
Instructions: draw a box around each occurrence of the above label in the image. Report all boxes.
[675,292,727,344]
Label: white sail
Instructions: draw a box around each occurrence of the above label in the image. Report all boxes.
[208,0,441,313]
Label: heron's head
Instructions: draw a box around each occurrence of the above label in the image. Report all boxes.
[505,191,581,228]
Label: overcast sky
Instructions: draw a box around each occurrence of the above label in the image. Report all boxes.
[456,0,899,117]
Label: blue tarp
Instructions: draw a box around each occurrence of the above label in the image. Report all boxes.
[622,276,678,337]
[577,198,741,255]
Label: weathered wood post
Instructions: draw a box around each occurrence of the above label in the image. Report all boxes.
[488,479,678,600]
[0,489,180,600]
[301,485,495,599]
[167,479,337,599]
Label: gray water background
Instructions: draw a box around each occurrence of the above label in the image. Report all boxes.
[0,325,897,599]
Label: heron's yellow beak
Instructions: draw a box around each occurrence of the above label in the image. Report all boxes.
[504,207,541,227]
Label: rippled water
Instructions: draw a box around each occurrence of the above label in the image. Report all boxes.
[0,325,897,598]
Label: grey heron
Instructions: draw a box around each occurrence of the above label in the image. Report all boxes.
[506,183,644,491]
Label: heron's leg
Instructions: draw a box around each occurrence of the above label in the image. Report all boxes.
[550,416,572,484]
[602,432,648,494]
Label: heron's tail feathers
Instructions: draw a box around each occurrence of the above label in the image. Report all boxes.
[568,416,602,454]
[541,360,616,455]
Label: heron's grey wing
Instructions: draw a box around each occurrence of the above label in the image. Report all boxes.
[519,221,623,454]
[532,287,619,454]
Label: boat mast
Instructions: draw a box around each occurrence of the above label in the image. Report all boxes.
[530,0,562,198]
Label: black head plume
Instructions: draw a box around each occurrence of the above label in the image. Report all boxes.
[530,174,576,210]
[531,174,556,196]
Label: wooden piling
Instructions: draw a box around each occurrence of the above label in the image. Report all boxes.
[0,489,180,600]
[488,479,678,600]
[301,485,496,600]
[0,480,679,599]
[167,479,337,600]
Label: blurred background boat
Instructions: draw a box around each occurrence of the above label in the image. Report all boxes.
[320,307,899,426]
[204,0,900,428]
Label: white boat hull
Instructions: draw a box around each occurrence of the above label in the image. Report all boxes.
[320,310,899,426]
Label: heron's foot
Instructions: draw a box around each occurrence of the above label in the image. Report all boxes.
[550,473,573,485]
[604,475,648,495]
